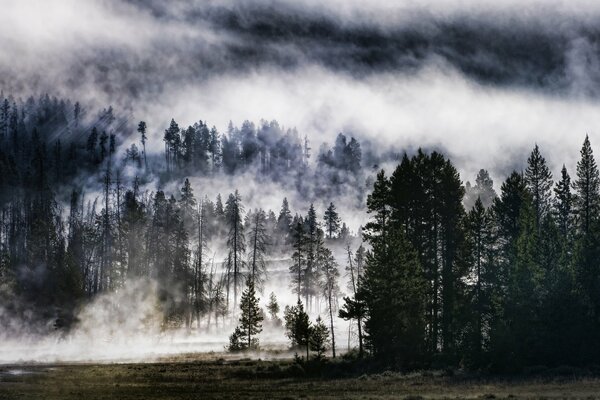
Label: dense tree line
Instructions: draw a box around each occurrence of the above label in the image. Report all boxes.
[0,94,359,335]
[347,138,600,371]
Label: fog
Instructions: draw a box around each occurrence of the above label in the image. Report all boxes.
[2,0,600,363]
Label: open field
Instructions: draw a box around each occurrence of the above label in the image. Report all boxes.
[2,356,600,400]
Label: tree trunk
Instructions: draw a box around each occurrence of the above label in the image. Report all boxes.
[328,289,336,358]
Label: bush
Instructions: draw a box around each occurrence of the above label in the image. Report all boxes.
[284,363,305,378]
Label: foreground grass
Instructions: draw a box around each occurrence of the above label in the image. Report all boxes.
[2,357,600,399]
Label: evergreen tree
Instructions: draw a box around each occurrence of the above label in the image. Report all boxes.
[225,190,246,313]
[229,279,263,351]
[310,316,330,360]
[362,230,426,368]
[323,202,341,239]
[524,144,553,228]
[267,292,281,326]
[574,135,600,235]
[137,121,148,170]
[276,197,293,243]
[554,165,573,239]
[463,197,497,365]
[319,246,339,357]
[289,218,307,301]
[246,208,269,290]
[284,299,311,359]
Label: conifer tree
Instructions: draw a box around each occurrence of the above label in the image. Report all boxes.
[323,202,341,239]
[310,316,330,360]
[319,246,339,357]
[361,230,426,367]
[525,144,553,229]
[246,208,269,290]
[267,292,281,326]
[554,165,573,239]
[137,121,148,170]
[229,279,263,351]
[574,135,600,235]
[289,218,306,301]
[284,299,311,359]
[276,197,293,243]
[225,190,246,312]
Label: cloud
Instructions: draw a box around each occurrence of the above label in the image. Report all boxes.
[2,0,600,187]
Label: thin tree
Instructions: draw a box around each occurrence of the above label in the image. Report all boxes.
[323,202,341,239]
[319,246,340,358]
[138,121,148,171]
[246,208,269,290]
[225,190,246,313]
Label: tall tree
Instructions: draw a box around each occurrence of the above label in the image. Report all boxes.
[524,144,553,229]
[319,246,339,358]
[323,202,341,239]
[554,165,573,239]
[137,121,148,170]
[573,135,600,235]
[225,190,246,313]
[246,208,269,290]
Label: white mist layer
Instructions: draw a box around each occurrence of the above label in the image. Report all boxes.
[0,275,353,364]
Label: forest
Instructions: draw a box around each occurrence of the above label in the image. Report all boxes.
[1,92,599,374]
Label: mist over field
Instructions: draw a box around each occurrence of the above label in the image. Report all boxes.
[3,0,600,371]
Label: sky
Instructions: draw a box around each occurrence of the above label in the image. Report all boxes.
[2,0,600,184]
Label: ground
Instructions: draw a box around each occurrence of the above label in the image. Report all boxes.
[2,355,600,399]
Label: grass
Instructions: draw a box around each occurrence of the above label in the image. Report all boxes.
[2,356,600,399]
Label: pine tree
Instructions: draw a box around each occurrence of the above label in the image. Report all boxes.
[284,299,311,359]
[364,169,390,246]
[276,197,293,243]
[229,279,263,351]
[289,218,307,301]
[225,190,246,313]
[362,229,426,367]
[137,121,148,170]
[246,208,269,290]
[554,165,573,239]
[574,135,600,235]
[310,316,330,360]
[525,144,553,229]
[323,202,341,239]
[267,292,281,326]
[304,204,323,310]
[319,246,339,357]
[464,197,496,364]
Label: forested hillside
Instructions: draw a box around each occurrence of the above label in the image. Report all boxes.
[0,93,363,336]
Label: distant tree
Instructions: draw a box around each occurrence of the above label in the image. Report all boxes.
[267,292,282,326]
[73,102,81,128]
[137,121,148,170]
[464,169,497,209]
[323,202,341,239]
[86,127,98,162]
[276,198,293,243]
